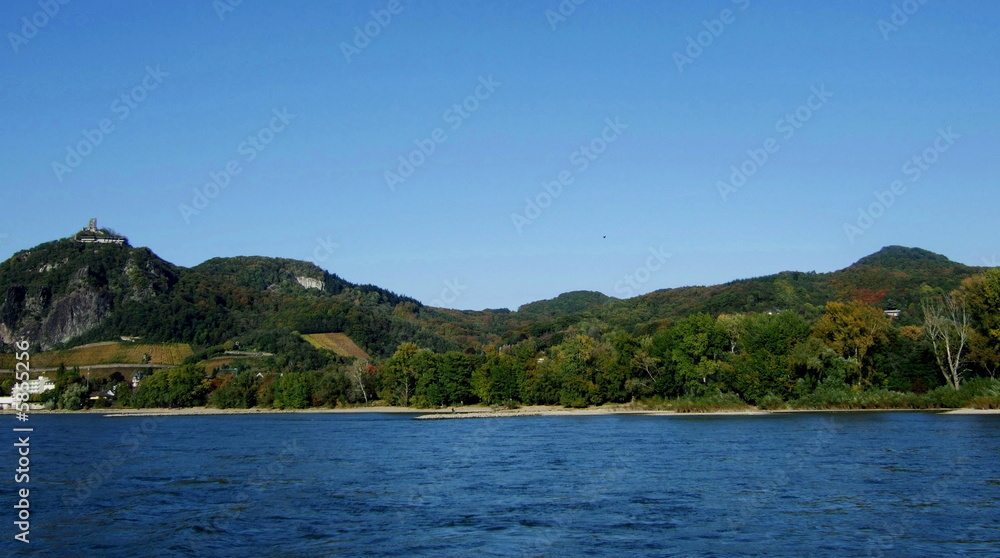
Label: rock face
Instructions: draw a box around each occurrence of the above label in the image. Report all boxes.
[295,276,324,290]
[0,240,178,350]
[1,269,111,350]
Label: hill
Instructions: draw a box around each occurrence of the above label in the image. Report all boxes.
[852,245,955,270]
[636,245,979,322]
[0,228,987,360]
[0,229,452,358]
[458,245,984,347]
[517,291,613,317]
[0,238,179,350]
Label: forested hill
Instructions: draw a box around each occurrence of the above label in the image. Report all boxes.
[633,245,978,326]
[0,231,986,358]
[0,235,446,356]
[414,246,984,348]
[516,291,613,317]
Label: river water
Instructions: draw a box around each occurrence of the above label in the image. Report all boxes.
[3,412,999,556]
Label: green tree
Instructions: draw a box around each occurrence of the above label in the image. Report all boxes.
[134,365,209,408]
[669,314,730,395]
[378,342,424,406]
[59,383,89,411]
[473,351,525,406]
[273,373,311,408]
[524,356,561,405]
[550,335,603,407]
[209,372,260,408]
[958,270,1000,378]
[429,351,478,406]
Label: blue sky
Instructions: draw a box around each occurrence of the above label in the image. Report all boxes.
[2,0,998,310]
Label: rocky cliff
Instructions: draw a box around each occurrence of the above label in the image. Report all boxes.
[0,239,178,350]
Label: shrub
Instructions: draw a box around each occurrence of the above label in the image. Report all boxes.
[756,393,786,410]
[673,391,749,413]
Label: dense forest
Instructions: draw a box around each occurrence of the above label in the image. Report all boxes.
[2,234,999,411]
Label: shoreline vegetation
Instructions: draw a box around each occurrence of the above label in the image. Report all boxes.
[5,247,1000,422]
[4,404,997,419]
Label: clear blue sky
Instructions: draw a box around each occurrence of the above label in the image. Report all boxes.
[2,0,998,310]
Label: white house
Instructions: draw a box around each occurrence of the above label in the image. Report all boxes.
[22,376,55,395]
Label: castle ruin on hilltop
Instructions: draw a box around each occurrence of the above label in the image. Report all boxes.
[75,218,126,244]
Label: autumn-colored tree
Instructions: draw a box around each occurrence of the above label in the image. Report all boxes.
[957,269,1000,378]
[811,301,891,387]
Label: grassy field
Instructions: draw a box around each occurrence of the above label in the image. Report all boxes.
[0,342,193,370]
[301,333,370,360]
[199,356,241,375]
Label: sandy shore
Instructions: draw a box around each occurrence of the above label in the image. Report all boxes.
[3,404,756,418]
[2,405,998,418]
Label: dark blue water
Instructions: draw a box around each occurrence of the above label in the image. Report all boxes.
[3,412,999,557]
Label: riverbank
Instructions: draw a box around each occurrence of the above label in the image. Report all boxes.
[3,404,996,418]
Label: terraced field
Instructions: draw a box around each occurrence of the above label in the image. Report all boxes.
[0,342,193,370]
[301,333,370,360]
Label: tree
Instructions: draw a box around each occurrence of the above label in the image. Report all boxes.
[344,359,373,404]
[378,342,423,406]
[669,314,729,395]
[922,295,969,389]
[524,356,561,405]
[134,365,210,408]
[968,331,1000,379]
[433,352,477,406]
[473,351,525,406]
[611,332,661,401]
[551,334,603,407]
[273,373,311,409]
[59,383,89,411]
[811,301,891,388]
[209,372,260,408]
[958,270,1000,379]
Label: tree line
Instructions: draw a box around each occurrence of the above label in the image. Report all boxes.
[23,269,1000,411]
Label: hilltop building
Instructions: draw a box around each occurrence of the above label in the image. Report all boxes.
[76,218,126,244]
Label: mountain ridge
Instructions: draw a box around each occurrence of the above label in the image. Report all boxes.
[0,230,988,355]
